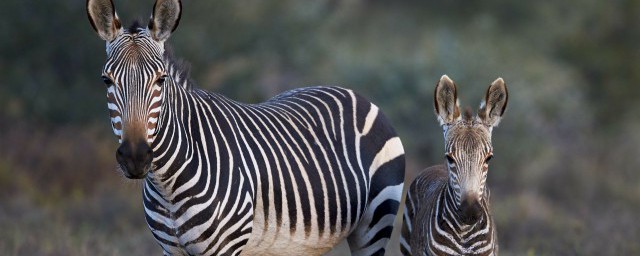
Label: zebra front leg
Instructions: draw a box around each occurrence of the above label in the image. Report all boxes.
[399,194,413,256]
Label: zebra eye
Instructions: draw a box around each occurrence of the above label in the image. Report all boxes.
[156,75,168,85]
[446,155,455,165]
[102,76,114,86]
[485,154,493,164]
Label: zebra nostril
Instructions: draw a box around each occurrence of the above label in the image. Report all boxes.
[145,147,153,163]
[116,143,130,158]
[117,147,124,157]
[116,142,134,175]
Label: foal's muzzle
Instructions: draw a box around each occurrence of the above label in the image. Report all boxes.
[116,140,153,179]
[459,195,483,225]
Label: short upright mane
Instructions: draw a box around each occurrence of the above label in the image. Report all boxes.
[125,20,194,91]
[127,19,193,90]
[163,46,194,91]
[463,107,473,121]
[127,19,146,33]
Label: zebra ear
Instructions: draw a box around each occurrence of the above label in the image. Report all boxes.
[148,0,182,42]
[87,0,122,41]
[434,75,461,126]
[478,77,508,127]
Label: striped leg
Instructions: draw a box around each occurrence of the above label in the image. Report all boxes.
[348,152,404,255]
[348,103,405,256]
[400,191,414,256]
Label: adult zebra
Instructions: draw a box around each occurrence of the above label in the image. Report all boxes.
[87,0,405,255]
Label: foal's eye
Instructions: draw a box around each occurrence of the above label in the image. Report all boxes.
[101,76,114,86]
[446,155,455,165]
[485,154,494,164]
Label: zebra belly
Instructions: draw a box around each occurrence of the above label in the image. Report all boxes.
[240,178,364,255]
[240,232,344,256]
[240,213,349,256]
[240,201,354,255]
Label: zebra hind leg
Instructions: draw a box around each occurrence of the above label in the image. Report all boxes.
[348,153,405,256]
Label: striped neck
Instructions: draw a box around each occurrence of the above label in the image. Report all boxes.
[145,65,200,197]
[442,183,487,228]
[427,182,494,254]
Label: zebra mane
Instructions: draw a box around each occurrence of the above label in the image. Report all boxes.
[463,107,474,121]
[163,46,195,91]
[125,20,194,91]
[127,19,147,33]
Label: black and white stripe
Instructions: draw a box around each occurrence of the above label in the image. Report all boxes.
[401,167,496,256]
[139,80,405,255]
[400,75,507,256]
[88,1,406,254]
[104,28,165,144]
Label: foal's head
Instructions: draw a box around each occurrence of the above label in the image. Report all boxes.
[433,75,508,224]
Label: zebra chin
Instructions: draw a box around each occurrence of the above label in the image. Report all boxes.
[115,139,153,179]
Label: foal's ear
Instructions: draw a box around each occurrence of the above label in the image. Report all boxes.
[87,0,122,41]
[478,77,508,127]
[148,0,182,42]
[434,75,461,125]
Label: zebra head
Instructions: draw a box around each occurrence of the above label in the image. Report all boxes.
[87,0,182,179]
[433,75,508,225]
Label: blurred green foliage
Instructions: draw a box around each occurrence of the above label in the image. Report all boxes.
[1,0,639,255]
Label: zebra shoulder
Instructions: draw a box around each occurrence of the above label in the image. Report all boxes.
[409,165,448,215]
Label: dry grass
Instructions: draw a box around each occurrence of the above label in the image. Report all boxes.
[2,119,640,255]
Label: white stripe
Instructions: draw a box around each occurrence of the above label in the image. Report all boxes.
[369,137,404,177]
[360,104,379,136]
[107,102,119,111]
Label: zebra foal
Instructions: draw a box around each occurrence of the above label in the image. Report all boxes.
[87,0,405,255]
[400,75,507,255]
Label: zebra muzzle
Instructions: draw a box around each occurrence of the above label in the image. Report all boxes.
[458,196,483,225]
[116,140,153,179]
